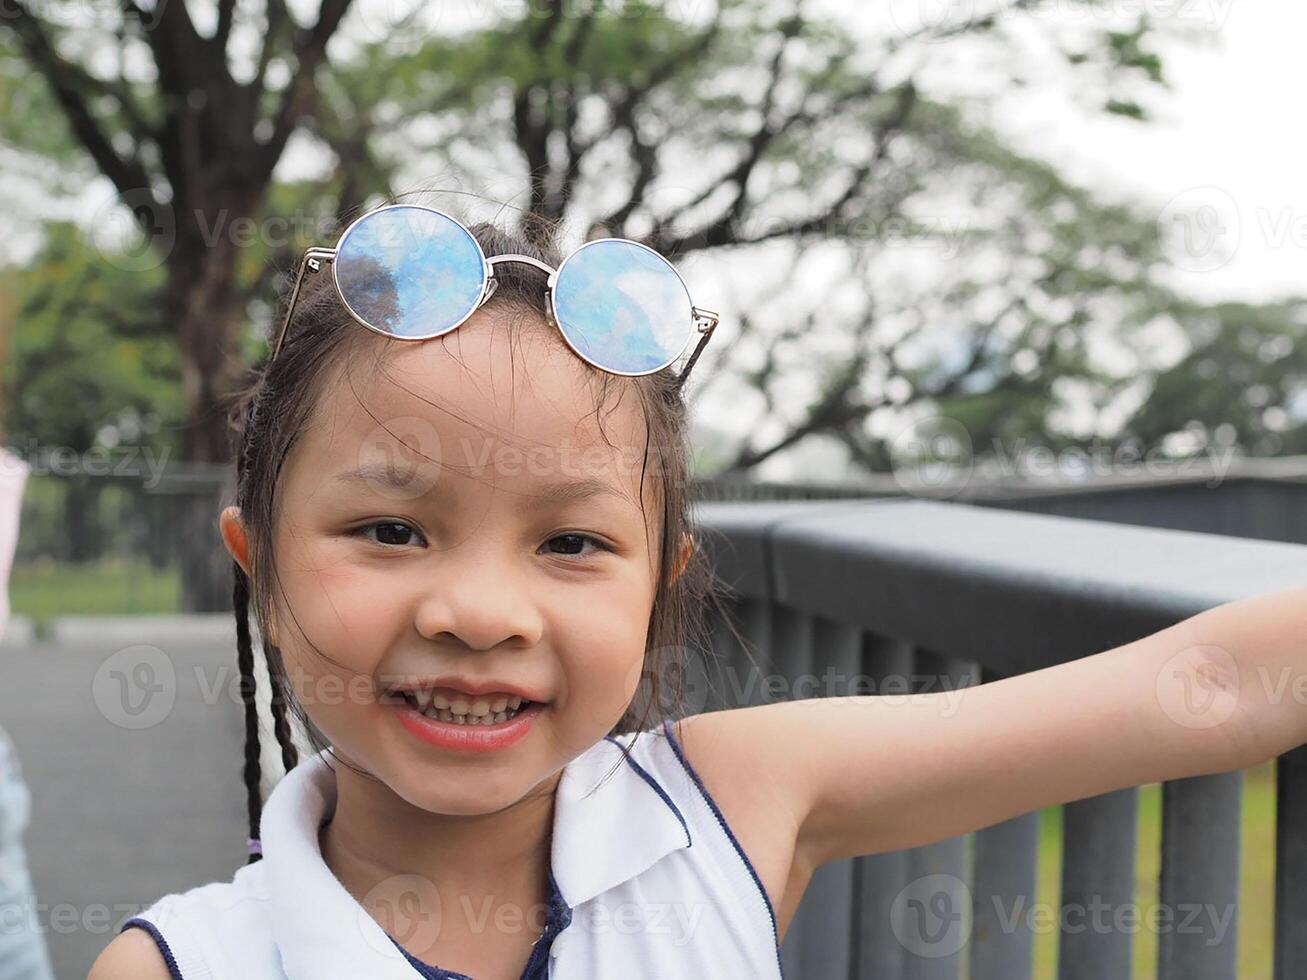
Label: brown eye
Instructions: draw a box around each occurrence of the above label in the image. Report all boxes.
[356,521,424,547]
[542,532,607,558]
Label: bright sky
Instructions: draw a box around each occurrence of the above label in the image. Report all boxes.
[951,0,1306,305]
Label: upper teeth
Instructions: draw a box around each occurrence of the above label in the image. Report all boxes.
[403,688,524,717]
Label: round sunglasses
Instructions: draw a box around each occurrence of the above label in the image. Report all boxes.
[270,204,720,387]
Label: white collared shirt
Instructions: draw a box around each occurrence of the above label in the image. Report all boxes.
[121,721,784,979]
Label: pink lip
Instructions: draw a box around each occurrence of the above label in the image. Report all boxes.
[390,698,543,753]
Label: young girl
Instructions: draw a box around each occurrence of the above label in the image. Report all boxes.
[91,200,1307,980]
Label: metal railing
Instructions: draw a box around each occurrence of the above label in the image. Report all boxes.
[692,497,1307,980]
[16,454,1307,619]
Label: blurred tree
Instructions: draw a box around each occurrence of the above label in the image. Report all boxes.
[1119,299,1307,457]
[1,223,179,459]
[2,0,357,462]
[1,0,1292,477]
[0,221,181,561]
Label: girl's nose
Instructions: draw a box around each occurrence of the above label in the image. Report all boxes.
[411,556,545,652]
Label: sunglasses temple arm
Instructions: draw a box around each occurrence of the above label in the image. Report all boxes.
[271,248,335,362]
[674,309,720,392]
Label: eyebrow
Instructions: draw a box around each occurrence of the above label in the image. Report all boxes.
[331,463,632,509]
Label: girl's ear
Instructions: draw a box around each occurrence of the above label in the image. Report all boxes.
[221,505,280,646]
[219,505,251,577]
[668,531,696,586]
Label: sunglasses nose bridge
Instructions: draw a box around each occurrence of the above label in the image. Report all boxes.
[485,253,559,279]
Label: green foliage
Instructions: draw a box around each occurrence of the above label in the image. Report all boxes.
[1122,299,1307,455]
[2,222,181,457]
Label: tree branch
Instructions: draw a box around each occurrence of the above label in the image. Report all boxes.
[256,0,355,187]
[7,2,157,205]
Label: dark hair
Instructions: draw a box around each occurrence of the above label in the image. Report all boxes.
[224,195,718,864]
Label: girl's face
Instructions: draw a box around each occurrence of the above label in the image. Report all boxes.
[253,312,663,815]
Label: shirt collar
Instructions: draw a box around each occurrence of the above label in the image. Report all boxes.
[259,735,691,979]
[549,733,692,908]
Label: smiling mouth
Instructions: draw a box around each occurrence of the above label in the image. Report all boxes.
[394,688,535,726]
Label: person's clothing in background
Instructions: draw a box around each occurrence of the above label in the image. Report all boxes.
[0,448,54,980]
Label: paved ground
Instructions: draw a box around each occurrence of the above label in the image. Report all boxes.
[0,617,261,979]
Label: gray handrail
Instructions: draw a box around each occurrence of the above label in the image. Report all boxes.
[693,497,1307,980]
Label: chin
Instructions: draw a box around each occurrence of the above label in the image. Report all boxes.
[393,768,537,817]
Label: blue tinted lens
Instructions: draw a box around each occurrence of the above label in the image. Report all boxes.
[335,206,486,338]
[552,239,695,375]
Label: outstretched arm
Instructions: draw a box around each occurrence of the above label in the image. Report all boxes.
[678,583,1307,908]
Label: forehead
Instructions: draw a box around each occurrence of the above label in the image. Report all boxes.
[289,309,656,505]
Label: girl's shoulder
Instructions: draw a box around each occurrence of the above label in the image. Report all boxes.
[111,858,283,979]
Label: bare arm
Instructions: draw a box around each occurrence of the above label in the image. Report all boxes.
[681,583,1307,881]
[87,928,174,980]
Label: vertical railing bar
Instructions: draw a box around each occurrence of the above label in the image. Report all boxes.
[794,618,860,980]
[853,634,915,980]
[1273,746,1307,979]
[1156,771,1241,979]
[1057,787,1138,979]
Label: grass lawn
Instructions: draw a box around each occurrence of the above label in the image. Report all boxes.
[10,557,181,628]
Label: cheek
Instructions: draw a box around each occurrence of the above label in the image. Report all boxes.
[554,584,654,725]
[271,541,406,742]
[274,536,407,669]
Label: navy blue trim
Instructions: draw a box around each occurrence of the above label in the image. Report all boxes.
[604,734,693,847]
[520,867,573,979]
[388,936,472,980]
[661,717,785,978]
[120,917,186,980]
[388,868,573,980]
